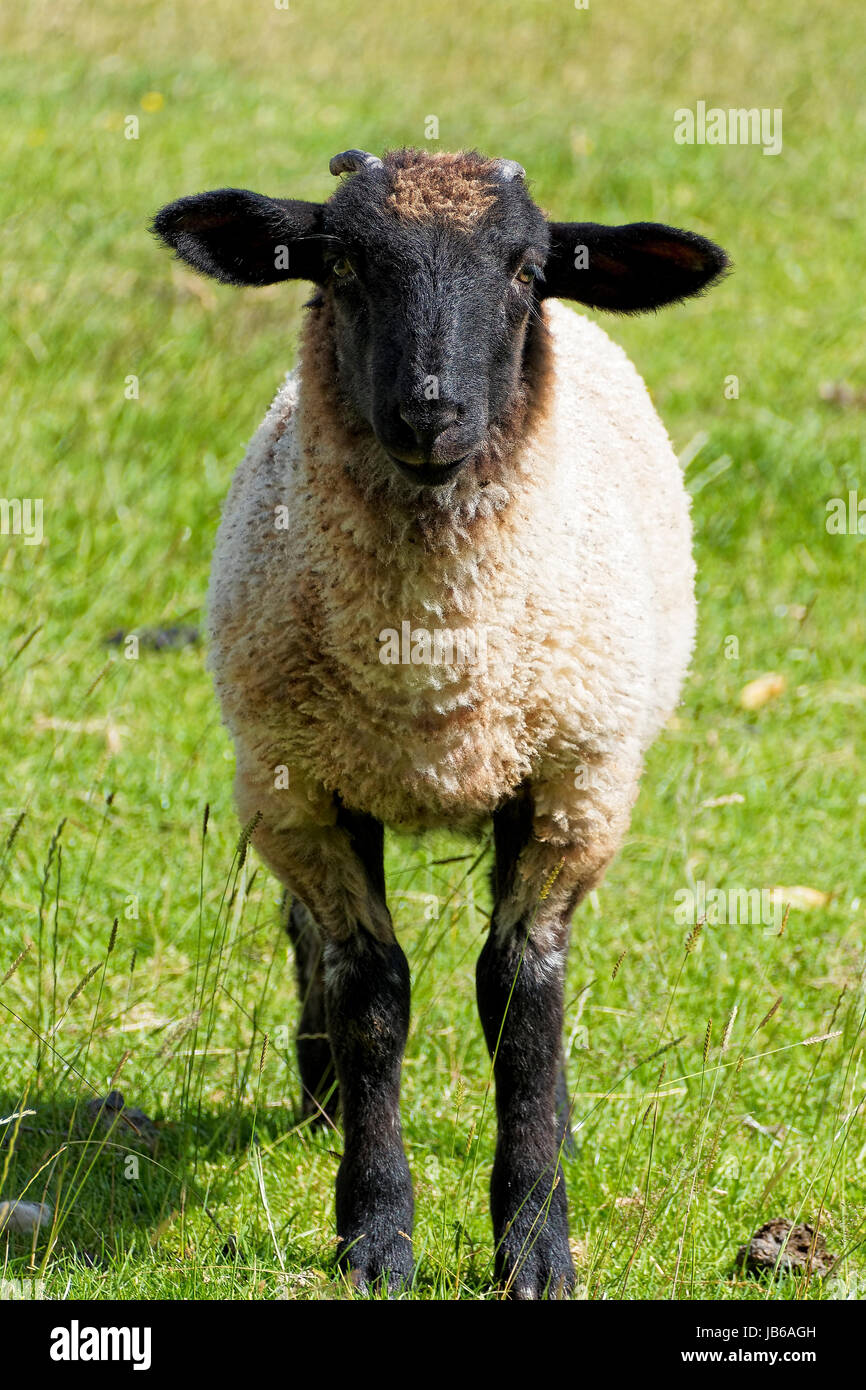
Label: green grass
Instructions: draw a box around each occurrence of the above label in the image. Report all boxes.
[1,0,865,1300]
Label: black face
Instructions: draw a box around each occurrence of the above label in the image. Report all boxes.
[151,149,729,492]
[320,177,550,485]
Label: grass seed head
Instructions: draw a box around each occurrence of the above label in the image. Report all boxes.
[685,920,703,954]
[721,1004,738,1053]
[1,939,33,987]
[758,996,782,1030]
[538,857,565,902]
[64,962,101,1011]
[236,810,262,866]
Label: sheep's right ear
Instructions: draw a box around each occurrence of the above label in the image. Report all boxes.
[151,188,325,286]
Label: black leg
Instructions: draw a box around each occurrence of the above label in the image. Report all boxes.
[285,895,339,1126]
[476,789,576,1299]
[243,780,417,1291]
[325,928,413,1291]
[477,926,574,1299]
[492,789,575,1151]
[325,802,413,1291]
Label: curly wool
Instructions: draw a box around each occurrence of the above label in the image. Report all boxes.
[207,298,695,894]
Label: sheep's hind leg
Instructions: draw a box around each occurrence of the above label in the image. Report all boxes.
[477,790,589,1300]
[283,894,339,1127]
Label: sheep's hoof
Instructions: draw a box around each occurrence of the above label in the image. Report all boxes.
[337,1233,414,1297]
[498,1234,576,1301]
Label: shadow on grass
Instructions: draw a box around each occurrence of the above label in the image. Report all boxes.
[0,1088,338,1273]
[1,1088,502,1298]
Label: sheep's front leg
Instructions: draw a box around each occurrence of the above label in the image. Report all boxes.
[477,792,601,1300]
[252,801,413,1292]
[325,922,413,1292]
[476,927,573,1299]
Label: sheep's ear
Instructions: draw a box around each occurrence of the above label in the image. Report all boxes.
[541,221,729,312]
[151,188,325,286]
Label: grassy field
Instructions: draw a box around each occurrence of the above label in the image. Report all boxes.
[1,0,864,1300]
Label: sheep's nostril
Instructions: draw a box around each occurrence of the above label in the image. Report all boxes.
[398,404,460,446]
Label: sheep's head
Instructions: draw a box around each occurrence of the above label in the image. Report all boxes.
[152,147,728,490]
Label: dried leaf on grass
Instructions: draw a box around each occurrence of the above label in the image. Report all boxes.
[739,672,786,710]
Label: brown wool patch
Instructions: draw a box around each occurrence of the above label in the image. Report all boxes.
[382,149,501,229]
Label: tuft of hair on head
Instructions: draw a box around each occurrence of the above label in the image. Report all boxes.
[373,147,527,230]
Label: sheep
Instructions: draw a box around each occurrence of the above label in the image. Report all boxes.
[152,147,728,1298]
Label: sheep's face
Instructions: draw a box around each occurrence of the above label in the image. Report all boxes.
[152,148,728,491]
[321,151,551,487]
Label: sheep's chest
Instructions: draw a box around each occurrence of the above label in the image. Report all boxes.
[292,538,552,829]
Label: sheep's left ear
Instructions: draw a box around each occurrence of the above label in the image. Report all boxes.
[541,221,729,312]
[151,188,326,286]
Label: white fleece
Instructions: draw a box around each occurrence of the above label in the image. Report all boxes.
[207,299,694,938]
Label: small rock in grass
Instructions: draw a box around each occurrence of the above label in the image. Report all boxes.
[85,1090,159,1152]
[736,1218,836,1278]
[0,1199,53,1235]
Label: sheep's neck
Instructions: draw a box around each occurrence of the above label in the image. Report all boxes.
[294,298,557,562]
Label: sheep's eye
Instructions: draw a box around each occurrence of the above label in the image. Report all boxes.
[514,263,537,286]
[332,257,356,280]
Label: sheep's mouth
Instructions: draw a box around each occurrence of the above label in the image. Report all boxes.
[387,454,472,488]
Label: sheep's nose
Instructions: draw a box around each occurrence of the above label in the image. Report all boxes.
[399,400,459,441]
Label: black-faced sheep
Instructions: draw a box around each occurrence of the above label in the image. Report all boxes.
[152,148,728,1298]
